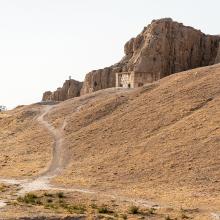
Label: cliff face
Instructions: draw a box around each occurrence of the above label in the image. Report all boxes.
[81,18,220,94]
[215,42,220,64]
[42,18,220,100]
[80,68,116,95]
[42,79,83,101]
[122,18,220,78]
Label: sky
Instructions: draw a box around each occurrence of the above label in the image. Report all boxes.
[0,0,220,109]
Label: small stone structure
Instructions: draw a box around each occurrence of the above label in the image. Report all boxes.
[116,71,160,88]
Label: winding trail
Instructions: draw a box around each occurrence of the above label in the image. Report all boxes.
[0,104,219,219]
[37,106,66,178]
[0,105,157,208]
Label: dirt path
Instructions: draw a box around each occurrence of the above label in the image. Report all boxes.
[0,104,219,219]
[0,105,157,208]
[37,105,66,178]
[0,105,65,195]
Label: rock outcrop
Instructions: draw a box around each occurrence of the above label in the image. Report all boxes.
[42,18,220,100]
[80,67,116,95]
[215,42,220,64]
[81,18,220,93]
[42,79,83,102]
[121,18,219,77]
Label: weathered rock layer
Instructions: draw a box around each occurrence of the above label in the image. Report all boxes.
[42,79,83,101]
[81,18,220,94]
[80,68,116,95]
[215,42,220,64]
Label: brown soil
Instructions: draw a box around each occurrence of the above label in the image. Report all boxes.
[0,64,220,219]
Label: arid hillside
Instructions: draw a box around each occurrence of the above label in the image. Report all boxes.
[0,64,220,219]
[0,105,53,178]
[48,64,220,209]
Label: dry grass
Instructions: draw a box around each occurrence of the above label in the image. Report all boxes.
[51,64,220,212]
[0,105,53,177]
[0,64,220,219]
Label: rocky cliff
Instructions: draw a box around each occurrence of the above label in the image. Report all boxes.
[81,18,220,94]
[42,18,220,100]
[42,79,83,101]
[123,18,219,77]
[215,42,220,64]
[80,67,116,95]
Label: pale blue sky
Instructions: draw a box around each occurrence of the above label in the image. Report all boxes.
[0,0,219,109]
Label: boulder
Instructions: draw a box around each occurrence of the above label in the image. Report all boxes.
[42,91,52,101]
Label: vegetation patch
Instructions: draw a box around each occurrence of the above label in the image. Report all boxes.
[17,193,40,205]
[128,205,139,214]
[97,204,114,214]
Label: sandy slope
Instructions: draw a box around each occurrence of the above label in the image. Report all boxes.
[48,64,220,211]
[0,64,220,218]
[0,105,53,177]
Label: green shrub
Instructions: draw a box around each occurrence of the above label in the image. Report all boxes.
[98,205,113,214]
[148,207,156,214]
[129,205,139,214]
[56,192,65,198]
[44,203,57,210]
[165,216,172,220]
[44,192,53,197]
[17,193,38,205]
[47,198,53,203]
[90,203,98,209]
[66,204,86,214]
[181,213,189,219]
[120,214,128,219]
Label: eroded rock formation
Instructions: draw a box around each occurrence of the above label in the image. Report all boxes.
[42,18,220,100]
[82,18,220,93]
[215,42,220,64]
[42,79,83,101]
[80,67,116,95]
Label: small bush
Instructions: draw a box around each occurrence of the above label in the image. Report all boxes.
[47,198,53,203]
[148,207,156,214]
[98,205,113,214]
[17,193,38,205]
[120,214,128,219]
[129,205,139,214]
[66,204,86,214]
[90,203,98,209]
[165,216,172,220]
[56,192,65,198]
[44,203,57,210]
[181,213,189,219]
[44,192,53,197]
